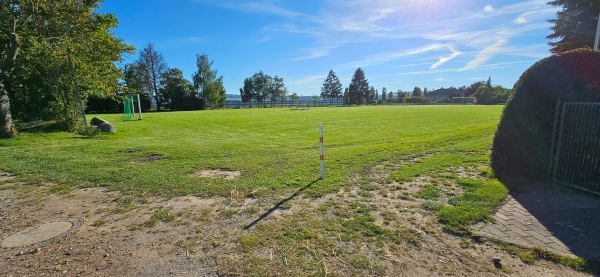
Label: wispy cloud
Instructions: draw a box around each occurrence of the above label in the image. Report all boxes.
[341,43,452,69]
[430,46,461,69]
[195,0,303,17]
[460,38,510,71]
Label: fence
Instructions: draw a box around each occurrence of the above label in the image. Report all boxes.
[551,102,600,195]
[225,100,345,109]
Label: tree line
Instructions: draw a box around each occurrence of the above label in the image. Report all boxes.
[0,0,597,138]
[121,44,226,112]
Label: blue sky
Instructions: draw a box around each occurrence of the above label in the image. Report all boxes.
[99,0,559,96]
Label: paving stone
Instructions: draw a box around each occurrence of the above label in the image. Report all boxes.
[472,182,600,261]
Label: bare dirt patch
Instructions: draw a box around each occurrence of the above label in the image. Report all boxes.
[132,153,163,163]
[0,168,592,277]
[190,169,241,180]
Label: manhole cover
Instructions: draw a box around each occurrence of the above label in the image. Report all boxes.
[1,218,84,248]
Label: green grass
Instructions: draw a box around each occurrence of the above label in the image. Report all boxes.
[438,178,509,234]
[0,105,503,197]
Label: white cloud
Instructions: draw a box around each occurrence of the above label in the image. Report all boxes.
[460,38,510,71]
[435,78,445,82]
[341,43,450,68]
[514,17,528,24]
[430,46,461,69]
[484,4,495,13]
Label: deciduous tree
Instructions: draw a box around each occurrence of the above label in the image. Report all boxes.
[137,43,167,111]
[1,0,132,137]
[193,53,226,109]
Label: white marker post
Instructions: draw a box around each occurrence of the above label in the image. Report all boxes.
[320,125,325,180]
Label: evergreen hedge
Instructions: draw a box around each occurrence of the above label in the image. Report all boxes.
[491,49,600,180]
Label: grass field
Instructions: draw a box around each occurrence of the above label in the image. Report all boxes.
[3,105,593,276]
[0,105,503,197]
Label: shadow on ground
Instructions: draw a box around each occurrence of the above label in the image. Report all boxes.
[244,179,319,230]
[498,181,600,261]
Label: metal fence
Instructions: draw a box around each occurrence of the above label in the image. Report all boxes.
[551,102,600,195]
[224,100,345,109]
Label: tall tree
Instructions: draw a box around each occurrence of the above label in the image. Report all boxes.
[412,86,423,97]
[1,0,132,137]
[547,0,600,53]
[270,75,288,102]
[192,53,226,109]
[137,43,167,111]
[239,71,287,106]
[320,70,342,102]
[388,91,394,102]
[159,68,197,110]
[348,68,369,105]
[382,87,387,102]
[423,87,429,96]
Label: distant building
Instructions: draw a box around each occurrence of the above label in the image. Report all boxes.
[426,87,461,103]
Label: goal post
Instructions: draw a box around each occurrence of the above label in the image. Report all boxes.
[121,94,143,121]
[452,97,476,105]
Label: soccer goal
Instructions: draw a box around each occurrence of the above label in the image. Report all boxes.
[452,97,476,104]
[121,94,143,121]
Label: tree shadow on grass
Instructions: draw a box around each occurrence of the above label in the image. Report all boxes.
[244,179,320,230]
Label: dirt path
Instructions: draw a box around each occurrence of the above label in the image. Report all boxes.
[0,171,592,276]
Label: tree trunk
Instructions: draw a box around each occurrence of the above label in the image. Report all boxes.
[0,28,20,138]
[0,81,18,138]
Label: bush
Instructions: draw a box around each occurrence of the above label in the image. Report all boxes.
[85,95,122,114]
[405,96,429,104]
[491,49,600,180]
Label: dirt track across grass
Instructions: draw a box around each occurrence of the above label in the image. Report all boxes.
[0,170,592,276]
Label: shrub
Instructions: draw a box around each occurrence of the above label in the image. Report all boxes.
[85,95,122,114]
[491,49,600,180]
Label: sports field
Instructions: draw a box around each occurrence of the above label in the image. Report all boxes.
[3,105,592,276]
[0,105,503,197]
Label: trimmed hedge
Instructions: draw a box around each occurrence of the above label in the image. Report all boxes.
[491,49,600,180]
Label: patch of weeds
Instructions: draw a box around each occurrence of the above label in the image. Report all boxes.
[360,182,378,191]
[380,211,396,225]
[500,242,596,273]
[351,256,371,269]
[386,227,422,248]
[91,218,107,227]
[421,200,443,211]
[479,167,494,178]
[342,215,384,237]
[349,201,376,215]
[459,238,476,249]
[437,179,508,234]
[220,209,237,218]
[358,190,372,198]
[416,184,441,200]
[144,208,176,227]
[49,184,72,194]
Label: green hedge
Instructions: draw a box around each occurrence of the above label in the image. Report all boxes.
[491,49,600,180]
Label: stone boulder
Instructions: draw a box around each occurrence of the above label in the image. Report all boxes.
[90,117,116,133]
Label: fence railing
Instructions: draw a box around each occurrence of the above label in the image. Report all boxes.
[551,102,600,195]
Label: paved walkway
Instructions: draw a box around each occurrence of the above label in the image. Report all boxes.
[474,182,600,261]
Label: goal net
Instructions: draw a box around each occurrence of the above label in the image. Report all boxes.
[452,97,476,104]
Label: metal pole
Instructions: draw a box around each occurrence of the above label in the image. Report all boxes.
[131,95,136,117]
[320,125,324,180]
[136,94,143,120]
[595,8,600,50]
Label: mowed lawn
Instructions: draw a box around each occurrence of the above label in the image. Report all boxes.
[0,105,504,197]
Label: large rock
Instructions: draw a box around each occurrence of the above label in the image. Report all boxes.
[90,117,116,133]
